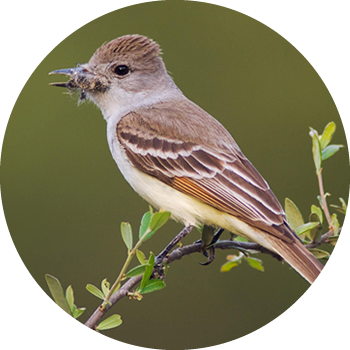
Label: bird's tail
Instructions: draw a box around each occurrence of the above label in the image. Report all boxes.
[263,232,323,284]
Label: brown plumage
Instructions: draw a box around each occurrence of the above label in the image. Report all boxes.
[89,35,162,72]
[117,97,324,283]
[117,99,287,236]
[51,34,324,284]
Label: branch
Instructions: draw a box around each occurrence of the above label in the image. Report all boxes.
[305,227,341,249]
[85,222,339,329]
[84,238,282,329]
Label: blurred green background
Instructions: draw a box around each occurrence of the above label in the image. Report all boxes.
[1,1,349,349]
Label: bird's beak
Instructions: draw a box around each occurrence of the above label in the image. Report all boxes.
[49,67,85,88]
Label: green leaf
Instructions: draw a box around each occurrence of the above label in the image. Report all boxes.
[65,285,74,311]
[86,284,105,301]
[324,255,350,268]
[220,252,244,272]
[339,197,347,213]
[94,329,103,341]
[245,257,264,272]
[331,198,347,215]
[331,213,340,236]
[328,233,350,247]
[309,248,330,259]
[45,274,71,315]
[330,204,345,215]
[72,307,86,319]
[139,279,166,294]
[321,145,343,161]
[285,198,305,230]
[311,205,323,224]
[125,264,149,278]
[139,211,152,239]
[143,230,157,242]
[136,249,148,265]
[308,214,322,242]
[309,128,322,173]
[96,314,122,331]
[319,122,336,150]
[121,222,133,251]
[79,327,86,347]
[220,261,240,272]
[143,211,171,241]
[149,211,171,232]
[234,236,248,242]
[295,222,320,236]
[140,252,155,291]
[101,278,110,297]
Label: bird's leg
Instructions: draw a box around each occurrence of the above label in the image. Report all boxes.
[199,227,225,266]
[210,227,225,245]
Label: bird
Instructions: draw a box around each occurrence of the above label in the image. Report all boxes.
[50,34,323,284]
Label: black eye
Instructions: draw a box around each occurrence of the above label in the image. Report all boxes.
[114,65,129,76]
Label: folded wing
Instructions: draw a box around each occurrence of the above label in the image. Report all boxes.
[117,106,296,243]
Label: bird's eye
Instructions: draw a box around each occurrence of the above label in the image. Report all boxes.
[114,65,130,76]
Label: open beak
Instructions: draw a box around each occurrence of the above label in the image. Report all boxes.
[49,67,84,88]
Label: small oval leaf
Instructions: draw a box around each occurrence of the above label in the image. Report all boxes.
[295,222,320,236]
[221,252,244,272]
[149,211,171,233]
[309,128,322,173]
[140,252,155,291]
[309,248,330,259]
[339,197,347,213]
[121,222,133,251]
[331,213,340,236]
[96,314,122,331]
[139,211,152,239]
[45,274,71,315]
[319,122,336,150]
[72,307,86,319]
[65,285,74,311]
[136,250,148,265]
[245,257,264,272]
[311,205,323,224]
[86,284,105,300]
[321,144,343,161]
[139,279,166,294]
[220,261,240,272]
[285,198,305,230]
[101,278,110,297]
[125,264,149,278]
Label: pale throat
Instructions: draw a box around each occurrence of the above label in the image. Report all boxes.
[93,82,183,122]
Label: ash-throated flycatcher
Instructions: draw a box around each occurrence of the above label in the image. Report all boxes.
[50,34,323,283]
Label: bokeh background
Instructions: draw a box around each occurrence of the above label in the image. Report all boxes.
[1,1,349,349]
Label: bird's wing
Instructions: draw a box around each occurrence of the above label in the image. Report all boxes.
[117,103,295,243]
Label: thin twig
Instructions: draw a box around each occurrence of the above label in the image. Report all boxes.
[305,227,340,249]
[317,169,333,229]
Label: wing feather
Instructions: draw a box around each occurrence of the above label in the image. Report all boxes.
[117,107,296,243]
